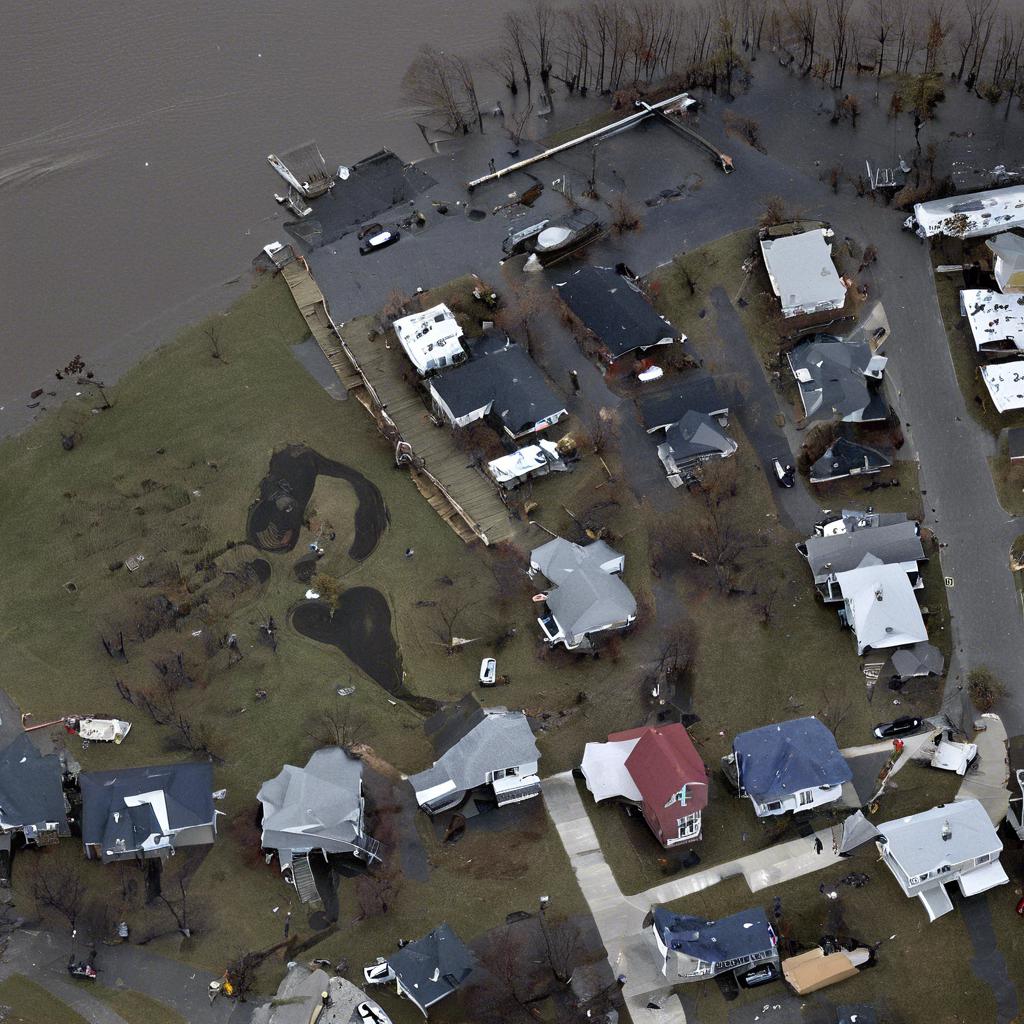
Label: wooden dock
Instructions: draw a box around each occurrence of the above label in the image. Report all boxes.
[278,252,514,545]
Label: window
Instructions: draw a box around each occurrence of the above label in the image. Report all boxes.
[976,853,991,865]
[764,801,783,812]
[798,790,814,806]
[491,767,519,781]
[677,813,700,838]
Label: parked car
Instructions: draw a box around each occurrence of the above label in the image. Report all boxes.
[772,458,795,488]
[738,962,779,988]
[873,716,923,740]
[479,657,497,686]
[363,958,396,986]
[357,1002,394,1024]
[360,229,400,255]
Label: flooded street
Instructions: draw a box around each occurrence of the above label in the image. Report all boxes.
[1,0,517,436]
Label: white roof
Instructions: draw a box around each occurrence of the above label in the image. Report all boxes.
[393,304,465,374]
[580,737,642,803]
[910,185,1024,238]
[759,230,847,314]
[962,289,1024,351]
[981,359,1024,412]
[835,561,927,651]
[487,440,560,484]
[958,858,1009,896]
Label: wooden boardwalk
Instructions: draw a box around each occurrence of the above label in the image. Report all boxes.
[278,252,513,545]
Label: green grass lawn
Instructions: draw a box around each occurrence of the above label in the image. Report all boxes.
[0,975,88,1024]
[89,986,187,1024]
[989,452,1024,516]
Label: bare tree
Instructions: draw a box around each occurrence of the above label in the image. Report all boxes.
[991,15,1024,118]
[56,354,111,410]
[530,0,555,82]
[922,1,950,75]
[202,319,223,359]
[541,913,583,983]
[870,0,895,100]
[402,46,470,134]
[505,104,534,148]
[451,54,484,133]
[428,595,479,653]
[494,277,547,355]
[158,877,196,938]
[486,45,519,95]
[825,0,853,89]
[505,13,533,95]
[478,925,531,1009]
[955,0,996,88]
[306,697,366,750]
[31,858,85,929]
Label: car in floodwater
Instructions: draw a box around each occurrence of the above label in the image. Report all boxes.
[360,228,400,255]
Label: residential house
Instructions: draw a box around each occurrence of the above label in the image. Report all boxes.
[759,225,847,318]
[649,905,778,982]
[798,517,925,602]
[981,359,1024,413]
[258,747,381,903]
[382,923,474,1017]
[529,536,637,650]
[427,333,566,438]
[1009,427,1024,465]
[487,439,566,489]
[638,374,729,433]
[809,436,891,483]
[875,799,1009,921]
[409,694,540,815]
[393,303,466,376]
[835,561,928,654]
[987,232,1024,292]
[787,334,888,424]
[552,265,679,362]
[581,724,709,847]
[961,289,1024,354]
[906,184,1024,238]
[732,717,852,818]
[1006,768,1024,841]
[657,411,737,485]
[813,508,913,537]
[80,762,216,863]
[251,964,387,1024]
[0,734,70,849]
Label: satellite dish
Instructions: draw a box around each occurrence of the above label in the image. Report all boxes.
[337,165,350,181]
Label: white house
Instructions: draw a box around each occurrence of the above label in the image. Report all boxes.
[731,718,852,818]
[876,799,1009,922]
[835,561,928,654]
[961,288,1024,354]
[393,304,466,376]
[906,184,1024,239]
[987,232,1024,292]
[759,227,847,319]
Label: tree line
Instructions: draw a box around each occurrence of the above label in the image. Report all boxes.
[403,0,1024,134]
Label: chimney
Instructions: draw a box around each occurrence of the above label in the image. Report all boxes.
[941,819,952,842]
[875,586,884,602]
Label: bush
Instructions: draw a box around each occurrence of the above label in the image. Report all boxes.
[968,667,1007,712]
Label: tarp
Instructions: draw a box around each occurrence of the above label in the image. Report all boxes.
[838,810,881,854]
[580,738,642,803]
[782,947,862,995]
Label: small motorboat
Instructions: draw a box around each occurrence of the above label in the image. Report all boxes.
[363,958,396,986]
[69,717,132,744]
[479,657,497,686]
[360,229,400,255]
[532,209,600,260]
[357,1002,394,1024]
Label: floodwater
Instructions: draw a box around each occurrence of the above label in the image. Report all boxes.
[1,0,519,437]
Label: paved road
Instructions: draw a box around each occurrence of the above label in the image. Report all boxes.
[0,929,252,1024]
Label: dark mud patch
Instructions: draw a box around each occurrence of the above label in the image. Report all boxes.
[291,592,438,714]
[249,558,271,583]
[293,553,318,583]
[247,444,387,558]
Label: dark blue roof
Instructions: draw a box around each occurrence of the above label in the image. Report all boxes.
[733,717,852,803]
[653,906,774,963]
[388,923,474,1010]
[0,734,69,835]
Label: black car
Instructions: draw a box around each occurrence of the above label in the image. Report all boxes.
[359,228,400,255]
[737,962,779,988]
[772,457,795,488]
[873,715,923,740]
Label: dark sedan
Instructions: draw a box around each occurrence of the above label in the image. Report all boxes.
[359,228,400,255]
[873,715,923,740]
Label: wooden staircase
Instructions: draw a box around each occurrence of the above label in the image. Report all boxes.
[290,852,320,904]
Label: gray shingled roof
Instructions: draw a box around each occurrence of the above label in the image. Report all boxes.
[733,717,852,804]
[410,695,539,798]
[553,266,676,359]
[388,923,474,1010]
[652,906,774,963]
[638,374,729,432]
[258,747,367,857]
[877,799,1001,878]
[787,334,887,423]
[429,337,565,435]
[0,734,69,836]
[801,520,924,583]
[659,410,737,470]
[809,437,891,482]
[80,762,214,860]
[531,537,636,639]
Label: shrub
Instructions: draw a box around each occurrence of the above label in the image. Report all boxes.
[968,667,1007,712]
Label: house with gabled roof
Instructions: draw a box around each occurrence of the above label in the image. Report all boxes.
[380,923,474,1017]
[809,436,891,483]
[581,724,709,847]
[732,717,852,818]
[80,762,216,863]
[657,410,737,485]
[649,905,779,982]
[409,695,540,815]
[258,747,381,903]
[875,799,1008,922]
[835,561,928,654]
[787,334,888,424]
[529,536,637,650]
[0,734,70,849]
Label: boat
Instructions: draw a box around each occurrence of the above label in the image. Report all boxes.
[532,209,601,260]
[71,717,132,744]
[360,229,400,255]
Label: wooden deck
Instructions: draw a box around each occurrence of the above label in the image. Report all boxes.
[278,253,514,545]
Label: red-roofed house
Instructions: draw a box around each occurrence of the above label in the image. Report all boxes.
[581,724,709,848]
